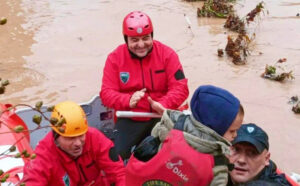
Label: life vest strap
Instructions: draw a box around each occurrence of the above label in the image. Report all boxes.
[133,136,160,162]
[214,155,234,171]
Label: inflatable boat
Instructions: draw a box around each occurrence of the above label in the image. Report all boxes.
[0,95,299,185]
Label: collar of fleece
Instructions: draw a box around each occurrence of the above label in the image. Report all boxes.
[151,110,231,156]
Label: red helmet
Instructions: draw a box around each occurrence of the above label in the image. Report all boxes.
[123,11,153,37]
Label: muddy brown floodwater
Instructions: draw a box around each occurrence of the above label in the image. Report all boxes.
[0,0,299,174]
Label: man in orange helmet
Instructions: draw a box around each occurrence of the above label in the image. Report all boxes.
[100,11,189,161]
[22,101,125,186]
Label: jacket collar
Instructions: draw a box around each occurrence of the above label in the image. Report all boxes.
[227,160,290,186]
[152,110,231,155]
[255,160,278,180]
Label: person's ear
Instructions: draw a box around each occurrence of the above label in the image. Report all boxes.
[265,151,271,166]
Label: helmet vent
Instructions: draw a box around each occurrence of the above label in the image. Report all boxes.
[123,11,153,36]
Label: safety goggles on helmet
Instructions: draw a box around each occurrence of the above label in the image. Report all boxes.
[123,11,153,37]
[51,101,88,137]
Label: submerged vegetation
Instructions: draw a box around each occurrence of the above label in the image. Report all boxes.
[289,96,300,114]
[261,64,294,82]
[292,102,300,114]
[221,2,265,64]
[197,0,234,18]
[246,2,265,24]
[186,0,295,85]
[224,34,251,64]
[261,58,294,82]
[224,2,265,34]
[224,14,246,34]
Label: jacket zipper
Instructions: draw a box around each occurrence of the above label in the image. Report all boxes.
[79,164,88,182]
[149,69,154,112]
[150,69,154,91]
[75,160,87,183]
[139,59,152,112]
[139,59,145,88]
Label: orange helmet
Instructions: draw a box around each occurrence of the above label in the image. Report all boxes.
[123,11,153,37]
[51,101,88,137]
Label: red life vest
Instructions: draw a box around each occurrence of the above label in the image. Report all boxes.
[126,129,215,186]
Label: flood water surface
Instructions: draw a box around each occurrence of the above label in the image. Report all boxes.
[0,0,300,174]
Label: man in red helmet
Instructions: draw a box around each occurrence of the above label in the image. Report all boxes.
[100,11,189,160]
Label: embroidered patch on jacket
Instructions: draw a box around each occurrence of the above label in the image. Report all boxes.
[63,173,70,186]
[120,72,130,84]
[174,69,185,80]
[143,180,172,186]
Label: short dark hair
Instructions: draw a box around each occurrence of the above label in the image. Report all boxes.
[52,130,60,140]
[124,32,154,43]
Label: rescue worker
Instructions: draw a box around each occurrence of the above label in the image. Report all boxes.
[228,123,292,186]
[22,101,125,186]
[126,85,244,186]
[100,11,189,160]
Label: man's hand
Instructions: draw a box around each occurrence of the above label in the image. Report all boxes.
[129,88,146,108]
[148,96,165,115]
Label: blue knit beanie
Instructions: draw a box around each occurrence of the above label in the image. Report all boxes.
[191,85,240,136]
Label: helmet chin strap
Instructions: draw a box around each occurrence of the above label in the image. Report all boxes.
[54,137,61,148]
[53,130,60,140]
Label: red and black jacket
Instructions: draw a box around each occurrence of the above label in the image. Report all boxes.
[100,40,189,117]
[22,127,125,186]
